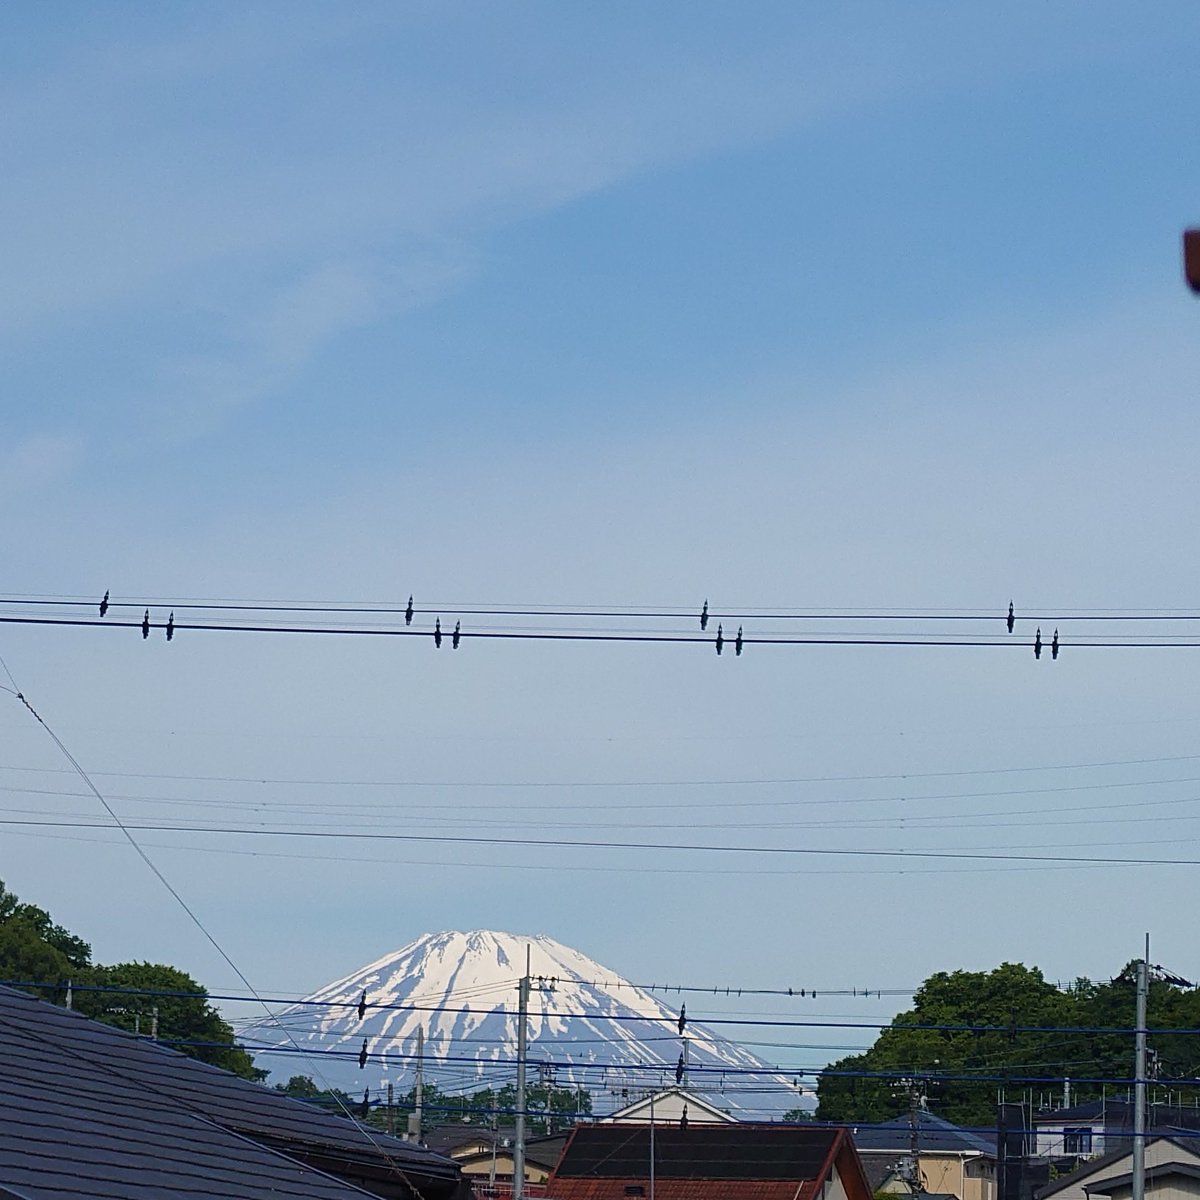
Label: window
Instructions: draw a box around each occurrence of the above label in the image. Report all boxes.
[1063,1128,1093,1155]
[624,1187,646,1196]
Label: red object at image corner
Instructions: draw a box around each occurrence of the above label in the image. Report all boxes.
[1185,229,1200,293]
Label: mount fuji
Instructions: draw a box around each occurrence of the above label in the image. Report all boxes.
[240,931,804,1120]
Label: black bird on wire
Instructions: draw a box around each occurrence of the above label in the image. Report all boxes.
[675,1053,685,1085]
[678,1003,686,1034]
[1034,627,1042,660]
[452,621,461,649]
[735,627,743,657]
[715,625,723,656]
[434,618,442,648]
[141,610,150,640]
[700,600,708,631]
[359,1038,368,1069]
[1051,628,1059,660]
[99,591,109,618]
[1007,601,1015,633]
[680,1104,688,1132]
[358,991,367,1021]
[165,613,174,642]
[405,596,414,626]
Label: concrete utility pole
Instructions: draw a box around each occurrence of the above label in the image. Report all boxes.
[1133,938,1149,1200]
[649,1090,656,1200]
[407,1027,425,1143]
[415,1027,425,1141]
[514,947,531,1200]
[907,1080,924,1194]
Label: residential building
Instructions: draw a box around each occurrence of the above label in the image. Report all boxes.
[1036,1137,1200,1200]
[854,1110,998,1200]
[598,1086,738,1126]
[546,1122,873,1200]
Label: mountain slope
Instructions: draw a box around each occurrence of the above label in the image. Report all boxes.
[241,931,801,1119]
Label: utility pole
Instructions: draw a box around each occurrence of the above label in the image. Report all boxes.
[906,1079,924,1194]
[649,1090,656,1200]
[387,1081,395,1136]
[1133,938,1149,1200]
[415,1027,424,1142]
[514,947,531,1200]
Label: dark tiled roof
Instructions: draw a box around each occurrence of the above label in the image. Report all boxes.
[1036,1138,1199,1200]
[850,1112,994,1156]
[1087,1163,1200,1194]
[553,1125,841,1181]
[0,984,463,1200]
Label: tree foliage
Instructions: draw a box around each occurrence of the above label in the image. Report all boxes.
[816,962,1200,1127]
[0,878,262,1080]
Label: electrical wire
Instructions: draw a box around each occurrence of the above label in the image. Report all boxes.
[0,668,432,1194]
[4,749,1198,789]
[6,980,1191,1037]
[6,612,1200,648]
[10,592,1200,622]
[4,814,1200,869]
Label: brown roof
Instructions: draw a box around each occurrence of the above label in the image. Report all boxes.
[547,1124,872,1200]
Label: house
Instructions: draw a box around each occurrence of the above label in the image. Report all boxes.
[853,1110,998,1200]
[1034,1103,1200,1160]
[1035,1137,1200,1200]
[545,1122,873,1200]
[423,1126,569,1195]
[0,983,468,1200]
[599,1086,738,1126]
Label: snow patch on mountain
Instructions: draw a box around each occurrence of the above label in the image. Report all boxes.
[240,931,802,1119]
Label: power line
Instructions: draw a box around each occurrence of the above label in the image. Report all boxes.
[10,593,1200,622]
[6,980,1192,1037]
[0,671,433,1190]
[3,814,1200,868]
[6,612,1200,648]
[4,749,1198,789]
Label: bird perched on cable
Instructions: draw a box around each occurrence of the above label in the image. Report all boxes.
[358,990,367,1021]
[142,610,150,639]
[452,621,461,649]
[715,625,723,655]
[700,600,708,631]
[1051,629,1059,660]
[1034,628,1042,659]
[735,627,743,657]
[678,1003,686,1034]
[434,618,442,648]
[166,613,174,642]
[680,1105,689,1132]
[675,1054,685,1085]
[359,1038,368,1069]
[405,596,414,626]
[1007,601,1015,633]
[99,591,109,618]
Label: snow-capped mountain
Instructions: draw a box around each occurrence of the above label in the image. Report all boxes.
[240,931,803,1120]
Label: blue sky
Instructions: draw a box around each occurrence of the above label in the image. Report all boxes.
[2,3,1200,1104]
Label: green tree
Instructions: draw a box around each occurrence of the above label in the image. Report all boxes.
[815,962,1200,1127]
[0,879,91,989]
[275,1074,354,1113]
[78,962,266,1081]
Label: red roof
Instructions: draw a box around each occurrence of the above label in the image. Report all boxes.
[547,1124,872,1200]
[548,1178,819,1200]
